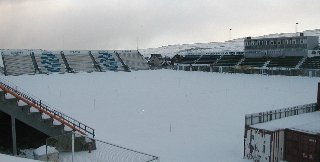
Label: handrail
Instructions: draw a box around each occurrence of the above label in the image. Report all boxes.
[0,77,95,138]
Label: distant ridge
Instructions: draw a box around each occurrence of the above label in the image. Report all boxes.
[140,29,320,57]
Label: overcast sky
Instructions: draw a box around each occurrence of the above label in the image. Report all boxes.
[1,0,320,50]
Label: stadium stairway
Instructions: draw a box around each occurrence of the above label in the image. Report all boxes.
[0,78,95,154]
[30,52,42,74]
[60,51,74,73]
[63,51,94,73]
[114,51,131,72]
[88,51,103,72]
[194,55,203,64]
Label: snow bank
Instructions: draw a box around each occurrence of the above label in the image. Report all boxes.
[34,145,58,155]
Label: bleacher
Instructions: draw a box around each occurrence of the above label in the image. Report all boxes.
[33,51,66,74]
[1,50,150,76]
[177,55,200,64]
[196,55,220,64]
[2,50,35,75]
[63,51,95,72]
[300,56,320,69]
[117,51,149,70]
[213,55,244,66]
[239,57,268,67]
[267,56,303,68]
[91,50,120,71]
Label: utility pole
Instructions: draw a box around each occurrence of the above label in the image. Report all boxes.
[229,29,232,49]
[137,37,139,51]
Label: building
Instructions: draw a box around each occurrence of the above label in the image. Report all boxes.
[244,34,319,58]
[148,54,163,67]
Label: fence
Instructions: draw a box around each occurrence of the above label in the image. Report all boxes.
[245,103,317,126]
[46,132,159,162]
[0,77,95,138]
[173,65,320,77]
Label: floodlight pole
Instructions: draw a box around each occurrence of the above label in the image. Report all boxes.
[229,29,232,49]
[295,23,299,35]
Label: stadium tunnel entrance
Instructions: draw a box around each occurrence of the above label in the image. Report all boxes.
[0,111,49,155]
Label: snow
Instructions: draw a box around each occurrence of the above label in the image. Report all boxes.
[18,100,28,106]
[0,153,40,161]
[5,93,15,99]
[2,69,320,162]
[33,145,58,155]
[250,111,320,132]
[290,120,320,135]
[29,106,39,112]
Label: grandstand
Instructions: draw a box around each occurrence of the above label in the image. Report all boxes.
[267,56,304,68]
[35,51,66,74]
[238,57,268,68]
[174,53,320,77]
[0,50,149,76]
[90,50,120,71]
[63,50,93,72]
[1,50,35,76]
[117,51,149,70]
[212,55,243,66]
[196,55,220,64]
[300,56,320,69]
[177,55,201,64]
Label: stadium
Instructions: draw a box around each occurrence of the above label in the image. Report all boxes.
[0,29,320,162]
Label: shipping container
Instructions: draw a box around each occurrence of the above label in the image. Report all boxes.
[244,126,285,161]
[244,109,320,162]
[285,121,320,162]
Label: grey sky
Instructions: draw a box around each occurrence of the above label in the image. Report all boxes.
[1,0,319,50]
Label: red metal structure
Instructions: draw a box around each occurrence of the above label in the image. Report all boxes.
[0,78,95,138]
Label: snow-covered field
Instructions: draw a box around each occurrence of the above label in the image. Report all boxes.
[2,70,320,162]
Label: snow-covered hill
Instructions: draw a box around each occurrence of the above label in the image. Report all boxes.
[140,29,320,58]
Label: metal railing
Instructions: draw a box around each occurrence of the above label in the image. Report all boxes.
[47,132,160,162]
[0,77,95,138]
[245,103,317,126]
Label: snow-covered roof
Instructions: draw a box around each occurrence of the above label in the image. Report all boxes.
[250,111,320,133]
[289,120,320,135]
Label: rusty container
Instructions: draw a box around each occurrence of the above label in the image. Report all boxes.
[285,129,320,162]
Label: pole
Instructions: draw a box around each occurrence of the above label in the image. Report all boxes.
[317,82,320,110]
[72,133,74,162]
[11,116,17,155]
[295,23,298,35]
[229,29,232,49]
[137,37,139,51]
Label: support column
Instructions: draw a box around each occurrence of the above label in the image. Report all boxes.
[317,82,320,111]
[11,116,17,155]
